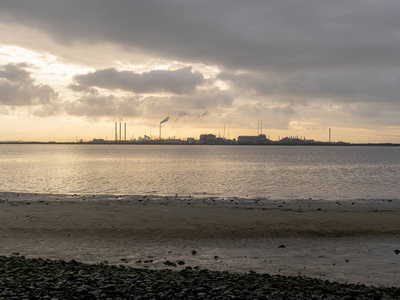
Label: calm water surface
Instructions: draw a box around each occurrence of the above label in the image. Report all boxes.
[1,144,399,200]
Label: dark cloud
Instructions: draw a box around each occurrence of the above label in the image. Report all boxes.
[280,69,400,102]
[1,1,400,134]
[217,71,279,95]
[0,63,32,84]
[0,63,58,106]
[218,69,400,103]
[233,103,296,130]
[137,89,233,120]
[66,87,231,119]
[1,1,400,72]
[170,89,233,111]
[68,84,90,93]
[72,67,204,94]
[347,102,400,127]
[66,95,141,118]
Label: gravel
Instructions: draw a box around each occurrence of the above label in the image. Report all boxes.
[0,255,399,299]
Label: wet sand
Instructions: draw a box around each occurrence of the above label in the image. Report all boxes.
[0,192,399,287]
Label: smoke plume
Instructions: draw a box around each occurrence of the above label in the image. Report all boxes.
[160,116,169,124]
[196,111,208,119]
[175,111,188,122]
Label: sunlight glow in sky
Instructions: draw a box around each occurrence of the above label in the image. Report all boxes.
[1,1,400,143]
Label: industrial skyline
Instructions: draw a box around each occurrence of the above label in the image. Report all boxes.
[108,119,317,142]
[1,2,400,143]
[89,121,345,145]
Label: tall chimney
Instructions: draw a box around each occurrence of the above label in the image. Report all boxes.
[329,128,331,143]
[261,119,263,135]
[224,124,225,139]
[119,122,121,141]
[115,122,117,141]
[124,122,126,141]
[159,117,169,140]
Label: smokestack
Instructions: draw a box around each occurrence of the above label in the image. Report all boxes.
[224,124,225,139]
[257,119,259,135]
[124,122,126,141]
[115,122,117,141]
[119,122,121,141]
[329,128,331,143]
[261,119,263,135]
[159,116,169,139]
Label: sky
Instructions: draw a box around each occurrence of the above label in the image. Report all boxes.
[0,1,400,143]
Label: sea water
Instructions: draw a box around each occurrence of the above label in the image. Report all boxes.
[1,144,399,201]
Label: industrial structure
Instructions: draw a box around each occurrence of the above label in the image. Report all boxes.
[159,117,169,140]
[114,122,127,141]
[88,122,348,145]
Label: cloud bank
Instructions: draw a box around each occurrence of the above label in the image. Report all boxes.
[0,63,58,106]
[72,67,204,95]
[2,1,400,72]
[0,1,400,141]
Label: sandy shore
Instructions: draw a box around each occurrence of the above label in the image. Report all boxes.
[0,192,399,287]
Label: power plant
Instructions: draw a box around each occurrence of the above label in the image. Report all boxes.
[114,122,127,141]
[159,116,169,140]
[91,121,348,145]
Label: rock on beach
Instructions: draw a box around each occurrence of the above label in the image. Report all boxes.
[1,256,399,299]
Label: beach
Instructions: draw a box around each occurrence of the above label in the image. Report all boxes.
[1,192,399,291]
[2,256,400,299]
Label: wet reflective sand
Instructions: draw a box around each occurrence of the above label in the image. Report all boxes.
[1,192,399,287]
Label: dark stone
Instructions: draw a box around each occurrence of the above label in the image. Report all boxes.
[36,281,48,289]
[164,260,177,267]
[0,255,399,299]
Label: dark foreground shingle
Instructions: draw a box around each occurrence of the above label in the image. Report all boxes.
[0,256,399,299]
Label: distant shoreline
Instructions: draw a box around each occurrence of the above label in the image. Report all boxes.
[1,141,400,146]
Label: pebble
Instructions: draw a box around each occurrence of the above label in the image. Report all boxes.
[163,260,177,267]
[0,256,399,299]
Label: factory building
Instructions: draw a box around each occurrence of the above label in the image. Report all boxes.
[278,137,315,144]
[238,134,270,145]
